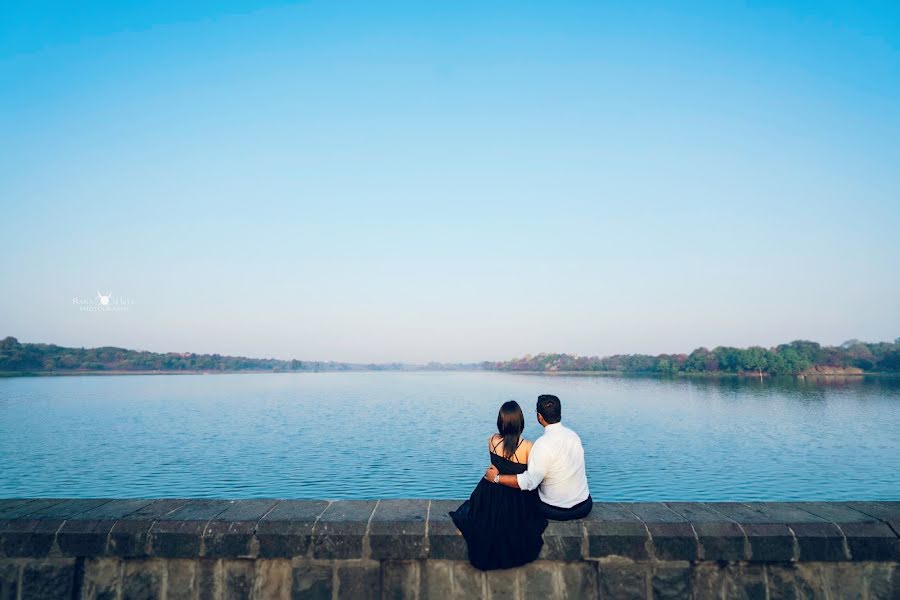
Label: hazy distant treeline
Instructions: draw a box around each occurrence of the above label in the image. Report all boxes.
[485,339,900,375]
[0,337,472,373]
[4,336,900,376]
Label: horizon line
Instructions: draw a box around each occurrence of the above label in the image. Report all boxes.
[4,334,898,366]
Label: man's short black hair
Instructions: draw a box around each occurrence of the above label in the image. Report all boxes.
[536,394,561,424]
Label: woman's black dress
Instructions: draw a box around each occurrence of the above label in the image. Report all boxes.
[449,445,548,570]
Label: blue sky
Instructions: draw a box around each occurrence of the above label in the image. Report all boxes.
[1,1,898,362]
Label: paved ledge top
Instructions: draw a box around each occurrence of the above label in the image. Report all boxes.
[0,499,897,563]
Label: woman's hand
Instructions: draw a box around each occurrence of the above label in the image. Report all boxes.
[485,465,499,482]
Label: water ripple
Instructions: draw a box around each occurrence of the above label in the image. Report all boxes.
[0,372,898,500]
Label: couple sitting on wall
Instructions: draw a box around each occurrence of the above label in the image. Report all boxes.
[450,394,592,571]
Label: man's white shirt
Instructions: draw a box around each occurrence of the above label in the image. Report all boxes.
[516,422,590,508]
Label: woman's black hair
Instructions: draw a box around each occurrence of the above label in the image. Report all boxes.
[496,400,525,459]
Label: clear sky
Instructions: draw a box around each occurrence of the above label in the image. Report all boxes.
[1,1,898,363]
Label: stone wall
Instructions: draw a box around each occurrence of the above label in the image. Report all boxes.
[0,499,897,599]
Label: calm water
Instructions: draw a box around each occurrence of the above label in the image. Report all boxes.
[1,372,898,500]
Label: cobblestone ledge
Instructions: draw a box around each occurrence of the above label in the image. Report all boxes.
[0,499,897,598]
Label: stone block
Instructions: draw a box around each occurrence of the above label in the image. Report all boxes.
[254,560,291,600]
[149,520,208,558]
[744,502,828,523]
[0,499,65,520]
[863,563,895,600]
[584,504,650,560]
[586,521,651,559]
[845,501,900,534]
[597,559,648,599]
[200,499,279,559]
[791,563,829,599]
[224,560,255,600]
[369,499,428,560]
[76,500,158,520]
[651,562,691,600]
[646,522,698,561]
[149,501,234,558]
[789,502,877,524]
[108,519,155,558]
[421,560,453,600]
[163,500,233,521]
[336,562,380,600]
[291,561,332,600]
[0,500,36,517]
[27,499,114,520]
[122,559,164,600]
[0,561,19,600]
[81,558,121,600]
[691,562,725,600]
[790,522,847,561]
[381,560,419,600]
[539,520,583,561]
[664,503,749,561]
[706,502,772,523]
[21,559,76,600]
[769,563,872,600]
[0,518,64,557]
[426,501,468,560]
[560,561,597,599]
[311,501,376,560]
[203,520,257,558]
[624,503,682,523]
[451,561,484,598]
[693,522,747,561]
[588,503,645,522]
[742,523,795,561]
[666,502,731,523]
[197,559,223,600]
[622,503,697,560]
[485,567,517,600]
[257,501,328,559]
[817,563,867,600]
[721,563,767,600]
[839,521,900,561]
[214,500,280,522]
[765,563,800,600]
[57,519,117,556]
[124,500,191,520]
[166,559,198,600]
[521,561,558,600]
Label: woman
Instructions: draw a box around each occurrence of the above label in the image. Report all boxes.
[450,400,548,570]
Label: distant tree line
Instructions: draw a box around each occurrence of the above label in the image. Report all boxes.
[0,337,408,373]
[4,336,899,376]
[0,337,303,372]
[485,339,900,376]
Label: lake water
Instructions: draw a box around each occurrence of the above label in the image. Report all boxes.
[1,372,898,500]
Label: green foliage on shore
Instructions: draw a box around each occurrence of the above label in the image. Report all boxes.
[485,338,900,376]
[0,337,437,374]
[4,336,899,376]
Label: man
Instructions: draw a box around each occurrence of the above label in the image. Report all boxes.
[485,394,592,520]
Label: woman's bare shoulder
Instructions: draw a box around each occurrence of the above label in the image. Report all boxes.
[516,438,533,462]
[487,433,501,448]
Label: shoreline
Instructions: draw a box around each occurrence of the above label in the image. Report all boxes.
[496,370,895,378]
[2,369,898,378]
[0,368,486,378]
